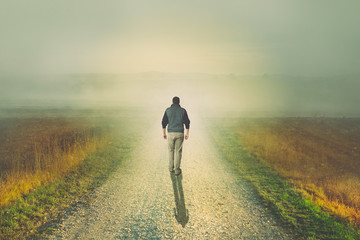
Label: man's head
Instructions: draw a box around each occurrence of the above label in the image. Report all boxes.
[172,96,180,104]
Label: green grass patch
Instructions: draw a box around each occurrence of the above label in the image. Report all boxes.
[207,119,360,240]
[0,132,139,239]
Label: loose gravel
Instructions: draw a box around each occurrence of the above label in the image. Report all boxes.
[46,114,293,239]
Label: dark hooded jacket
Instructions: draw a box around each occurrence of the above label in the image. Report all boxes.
[162,104,190,133]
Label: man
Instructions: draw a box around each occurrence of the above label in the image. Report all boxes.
[162,96,190,176]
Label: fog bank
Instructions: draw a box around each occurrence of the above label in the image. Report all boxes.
[1,73,359,117]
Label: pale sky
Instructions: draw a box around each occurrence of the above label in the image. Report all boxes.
[1,0,360,75]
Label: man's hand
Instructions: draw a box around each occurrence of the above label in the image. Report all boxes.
[185,129,189,140]
[162,128,167,139]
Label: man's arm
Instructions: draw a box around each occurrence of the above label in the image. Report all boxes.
[183,110,190,140]
[162,111,168,139]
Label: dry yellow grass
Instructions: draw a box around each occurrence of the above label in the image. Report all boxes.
[0,117,109,207]
[232,118,360,226]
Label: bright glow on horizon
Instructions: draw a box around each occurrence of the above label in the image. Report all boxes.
[90,35,274,75]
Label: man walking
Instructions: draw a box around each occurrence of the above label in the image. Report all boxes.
[162,96,190,176]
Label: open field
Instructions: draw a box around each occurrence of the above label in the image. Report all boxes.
[0,106,149,208]
[212,117,360,227]
[0,113,109,207]
[207,118,360,239]
[0,107,148,238]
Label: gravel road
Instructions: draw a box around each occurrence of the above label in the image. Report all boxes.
[47,113,293,239]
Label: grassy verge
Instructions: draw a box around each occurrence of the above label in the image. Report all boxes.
[0,132,138,239]
[207,119,360,240]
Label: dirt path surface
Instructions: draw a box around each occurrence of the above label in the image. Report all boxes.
[48,114,293,239]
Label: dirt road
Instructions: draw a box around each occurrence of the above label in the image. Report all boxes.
[48,113,292,239]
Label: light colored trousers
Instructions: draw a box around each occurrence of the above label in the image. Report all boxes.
[168,132,184,173]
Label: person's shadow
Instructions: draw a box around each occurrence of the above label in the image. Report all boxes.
[170,172,189,227]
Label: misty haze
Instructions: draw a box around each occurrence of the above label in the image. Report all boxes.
[2,72,360,117]
[1,1,360,239]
